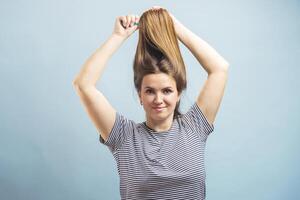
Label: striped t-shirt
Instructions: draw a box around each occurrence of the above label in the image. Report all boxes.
[99,102,214,200]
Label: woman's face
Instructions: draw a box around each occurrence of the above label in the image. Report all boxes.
[139,73,180,122]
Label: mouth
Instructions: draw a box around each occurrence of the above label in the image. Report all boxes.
[152,107,165,112]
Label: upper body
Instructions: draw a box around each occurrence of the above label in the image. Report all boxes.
[100,102,214,200]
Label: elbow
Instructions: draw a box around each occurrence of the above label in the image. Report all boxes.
[223,62,229,72]
[72,78,81,88]
[72,75,89,86]
[210,62,229,75]
[222,58,230,70]
[72,79,82,91]
[72,79,77,86]
[219,60,230,73]
[72,78,94,91]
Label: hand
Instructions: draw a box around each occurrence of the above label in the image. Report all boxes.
[145,6,180,34]
[145,6,177,21]
[112,14,140,39]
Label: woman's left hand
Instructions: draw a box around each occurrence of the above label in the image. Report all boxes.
[145,6,181,36]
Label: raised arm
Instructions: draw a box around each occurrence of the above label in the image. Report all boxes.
[73,14,139,142]
[168,9,229,126]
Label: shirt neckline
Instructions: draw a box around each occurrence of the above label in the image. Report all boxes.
[142,119,177,135]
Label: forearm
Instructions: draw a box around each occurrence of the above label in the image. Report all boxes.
[73,34,126,87]
[173,18,229,74]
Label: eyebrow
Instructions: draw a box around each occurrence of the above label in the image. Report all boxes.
[144,86,173,90]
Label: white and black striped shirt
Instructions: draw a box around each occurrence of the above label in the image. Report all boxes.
[100,102,214,200]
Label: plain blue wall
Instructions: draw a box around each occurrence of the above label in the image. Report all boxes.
[1,0,299,199]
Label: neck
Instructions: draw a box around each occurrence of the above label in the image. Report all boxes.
[145,113,174,132]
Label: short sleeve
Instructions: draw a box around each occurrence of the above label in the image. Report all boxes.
[99,112,135,154]
[181,102,214,141]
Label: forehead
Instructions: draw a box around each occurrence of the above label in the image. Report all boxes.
[142,73,176,89]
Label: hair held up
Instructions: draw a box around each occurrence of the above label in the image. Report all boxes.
[133,8,187,118]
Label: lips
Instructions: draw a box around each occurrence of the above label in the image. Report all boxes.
[152,106,165,111]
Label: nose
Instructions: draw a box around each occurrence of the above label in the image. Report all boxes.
[154,93,163,104]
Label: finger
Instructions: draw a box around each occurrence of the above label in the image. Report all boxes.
[119,16,127,28]
[127,15,133,27]
[134,15,139,22]
[129,14,135,27]
[124,15,128,27]
[152,6,164,10]
[145,6,164,13]
[126,15,133,28]
[134,15,139,27]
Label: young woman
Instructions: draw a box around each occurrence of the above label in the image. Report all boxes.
[73,6,229,200]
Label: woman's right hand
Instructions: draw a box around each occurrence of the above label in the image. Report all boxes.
[112,14,140,39]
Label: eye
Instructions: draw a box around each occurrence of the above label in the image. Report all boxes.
[145,89,154,94]
[163,89,173,94]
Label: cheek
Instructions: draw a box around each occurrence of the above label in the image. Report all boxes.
[142,95,154,103]
[165,94,179,104]
[142,93,179,104]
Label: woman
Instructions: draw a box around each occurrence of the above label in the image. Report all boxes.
[73,6,229,200]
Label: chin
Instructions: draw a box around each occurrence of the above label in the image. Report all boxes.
[151,111,173,121]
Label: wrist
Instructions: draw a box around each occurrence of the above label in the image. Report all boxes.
[172,20,184,39]
[170,15,182,38]
[111,33,128,41]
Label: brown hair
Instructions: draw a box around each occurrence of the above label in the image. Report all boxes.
[133,8,187,119]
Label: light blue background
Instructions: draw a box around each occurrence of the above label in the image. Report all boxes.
[1,0,299,199]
